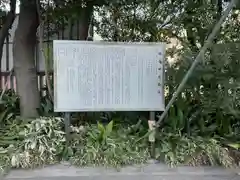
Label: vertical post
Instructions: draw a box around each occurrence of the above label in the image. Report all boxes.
[88,11,94,39]
[6,36,10,89]
[6,36,9,72]
[64,112,71,145]
[148,111,156,158]
[36,30,39,94]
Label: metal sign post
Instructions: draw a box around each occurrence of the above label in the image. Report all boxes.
[64,112,71,145]
[148,111,156,158]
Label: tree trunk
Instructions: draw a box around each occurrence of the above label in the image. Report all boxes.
[112,7,119,42]
[78,2,94,40]
[53,0,94,40]
[13,0,40,118]
[0,0,16,87]
[184,5,198,51]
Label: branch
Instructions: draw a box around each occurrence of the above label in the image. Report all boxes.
[0,0,16,45]
[159,15,176,29]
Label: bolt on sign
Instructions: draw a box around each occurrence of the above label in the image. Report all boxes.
[53,41,166,112]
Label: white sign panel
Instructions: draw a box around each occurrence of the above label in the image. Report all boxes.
[54,40,165,112]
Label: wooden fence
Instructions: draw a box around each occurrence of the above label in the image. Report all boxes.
[0,71,53,96]
[1,36,52,94]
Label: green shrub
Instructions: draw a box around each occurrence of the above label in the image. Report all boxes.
[69,120,150,167]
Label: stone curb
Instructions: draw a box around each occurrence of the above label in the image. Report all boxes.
[3,163,240,179]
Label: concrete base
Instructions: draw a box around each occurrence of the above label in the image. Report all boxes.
[4,162,240,180]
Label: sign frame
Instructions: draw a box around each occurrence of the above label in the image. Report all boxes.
[53,40,166,112]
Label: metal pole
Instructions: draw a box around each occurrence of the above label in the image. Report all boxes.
[156,0,237,127]
[64,112,71,145]
[148,111,156,158]
[150,111,155,120]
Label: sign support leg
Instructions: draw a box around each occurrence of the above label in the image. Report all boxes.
[148,111,156,158]
[64,112,71,145]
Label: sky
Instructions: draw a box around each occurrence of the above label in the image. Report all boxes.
[4,0,19,12]
[16,2,19,13]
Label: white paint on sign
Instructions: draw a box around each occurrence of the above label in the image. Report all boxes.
[54,40,165,112]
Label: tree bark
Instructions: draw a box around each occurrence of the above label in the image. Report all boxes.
[78,2,94,40]
[13,0,40,118]
[112,7,119,42]
[184,2,198,51]
[53,0,94,40]
[0,0,16,87]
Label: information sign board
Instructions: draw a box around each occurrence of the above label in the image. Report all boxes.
[53,40,165,112]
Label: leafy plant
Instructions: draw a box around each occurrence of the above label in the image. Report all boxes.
[38,94,55,116]
[0,117,65,172]
[0,89,19,125]
[155,132,235,167]
[70,120,149,167]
